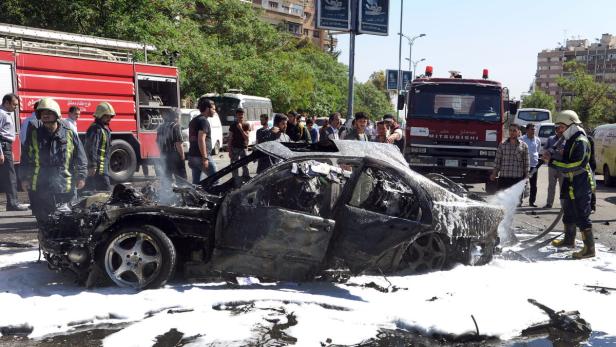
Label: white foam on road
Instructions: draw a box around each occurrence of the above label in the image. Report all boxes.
[0,247,615,346]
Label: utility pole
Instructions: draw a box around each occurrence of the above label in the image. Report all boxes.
[396,0,404,122]
[346,0,357,120]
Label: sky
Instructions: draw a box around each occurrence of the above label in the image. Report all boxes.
[336,0,616,99]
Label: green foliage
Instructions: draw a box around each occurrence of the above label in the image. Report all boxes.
[557,61,615,127]
[522,90,555,112]
[353,81,395,120]
[0,0,349,115]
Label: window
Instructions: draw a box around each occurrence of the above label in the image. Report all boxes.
[349,167,421,220]
[269,1,278,9]
[253,160,350,217]
[287,22,301,35]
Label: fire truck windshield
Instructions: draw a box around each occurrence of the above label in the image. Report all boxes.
[409,84,501,122]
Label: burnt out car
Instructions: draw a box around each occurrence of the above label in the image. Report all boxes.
[40,140,503,290]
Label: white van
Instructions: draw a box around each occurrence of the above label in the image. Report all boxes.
[514,108,552,130]
[201,92,273,147]
[593,123,616,186]
[180,108,223,155]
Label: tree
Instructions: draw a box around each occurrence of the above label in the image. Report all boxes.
[0,0,349,114]
[521,90,555,111]
[353,81,395,120]
[557,61,615,127]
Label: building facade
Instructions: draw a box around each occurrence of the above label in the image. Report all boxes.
[244,0,336,51]
[536,34,616,108]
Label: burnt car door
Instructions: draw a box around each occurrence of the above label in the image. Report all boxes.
[209,159,349,281]
[329,163,432,273]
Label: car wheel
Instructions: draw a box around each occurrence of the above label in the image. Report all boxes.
[103,225,176,290]
[604,164,615,187]
[400,233,448,273]
[212,141,220,155]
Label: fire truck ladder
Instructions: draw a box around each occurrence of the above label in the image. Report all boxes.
[0,23,156,63]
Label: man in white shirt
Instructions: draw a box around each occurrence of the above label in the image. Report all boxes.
[19,100,40,145]
[1,94,28,211]
[65,106,80,133]
[521,123,542,207]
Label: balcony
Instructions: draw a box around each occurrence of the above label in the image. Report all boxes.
[254,0,304,18]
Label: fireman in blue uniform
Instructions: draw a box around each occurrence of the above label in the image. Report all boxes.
[545,110,595,259]
[84,102,114,191]
[20,98,87,223]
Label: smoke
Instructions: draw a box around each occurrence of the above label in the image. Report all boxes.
[488,180,527,245]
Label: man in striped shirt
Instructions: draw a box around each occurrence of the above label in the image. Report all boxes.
[490,124,529,192]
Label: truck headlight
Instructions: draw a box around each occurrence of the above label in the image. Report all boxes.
[410,147,427,153]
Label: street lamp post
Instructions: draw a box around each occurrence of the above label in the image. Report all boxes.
[413,58,426,79]
[399,33,426,78]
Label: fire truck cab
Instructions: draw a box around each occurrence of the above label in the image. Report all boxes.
[0,23,180,182]
[404,67,514,193]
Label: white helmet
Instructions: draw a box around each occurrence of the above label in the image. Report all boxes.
[554,110,581,126]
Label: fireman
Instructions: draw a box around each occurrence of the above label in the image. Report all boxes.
[544,110,595,259]
[85,102,114,191]
[19,98,87,223]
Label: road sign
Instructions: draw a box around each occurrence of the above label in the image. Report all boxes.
[402,71,412,88]
[316,0,352,31]
[358,0,389,35]
[386,69,398,90]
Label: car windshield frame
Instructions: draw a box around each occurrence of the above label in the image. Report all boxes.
[409,84,502,123]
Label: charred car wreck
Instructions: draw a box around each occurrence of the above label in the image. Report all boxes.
[40,140,504,290]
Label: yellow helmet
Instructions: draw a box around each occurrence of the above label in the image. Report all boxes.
[93,102,116,119]
[35,98,61,120]
[554,110,581,126]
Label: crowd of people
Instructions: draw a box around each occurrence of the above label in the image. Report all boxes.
[0,93,600,260]
[491,110,596,259]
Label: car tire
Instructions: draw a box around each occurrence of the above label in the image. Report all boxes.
[399,233,448,273]
[212,141,220,155]
[102,225,176,290]
[604,164,616,187]
[109,139,137,183]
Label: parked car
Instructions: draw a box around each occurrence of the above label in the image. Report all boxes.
[537,122,555,148]
[593,123,616,186]
[39,140,503,290]
[180,108,223,155]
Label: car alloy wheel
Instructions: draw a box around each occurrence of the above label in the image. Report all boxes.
[400,233,448,273]
[103,225,176,289]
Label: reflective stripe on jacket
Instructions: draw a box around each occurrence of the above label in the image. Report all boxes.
[19,121,87,193]
[549,131,595,199]
[85,120,111,175]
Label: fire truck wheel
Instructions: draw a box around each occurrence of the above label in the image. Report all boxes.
[109,139,137,183]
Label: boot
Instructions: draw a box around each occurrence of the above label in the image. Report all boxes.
[573,229,595,259]
[552,224,576,248]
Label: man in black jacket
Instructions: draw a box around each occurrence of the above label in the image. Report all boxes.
[84,102,114,191]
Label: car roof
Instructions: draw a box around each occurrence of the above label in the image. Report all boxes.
[255,140,409,169]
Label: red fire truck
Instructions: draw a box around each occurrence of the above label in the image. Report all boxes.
[404,67,516,193]
[0,23,180,182]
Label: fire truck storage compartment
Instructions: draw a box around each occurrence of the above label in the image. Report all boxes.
[137,75,178,131]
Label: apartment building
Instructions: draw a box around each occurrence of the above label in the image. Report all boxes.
[245,0,336,51]
[536,34,616,107]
